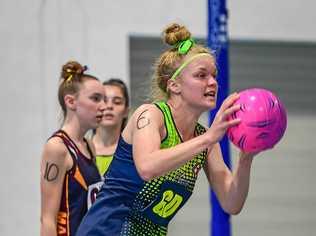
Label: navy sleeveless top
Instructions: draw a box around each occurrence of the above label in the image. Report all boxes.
[50,130,102,236]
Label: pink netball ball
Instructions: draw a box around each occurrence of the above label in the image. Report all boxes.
[227,88,287,153]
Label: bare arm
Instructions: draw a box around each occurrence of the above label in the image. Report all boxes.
[40,138,71,236]
[130,94,240,181]
[128,104,209,180]
[202,92,256,214]
[204,144,255,215]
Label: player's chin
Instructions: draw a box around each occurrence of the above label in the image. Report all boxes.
[91,119,101,128]
[197,103,216,113]
[203,98,217,109]
[100,119,117,127]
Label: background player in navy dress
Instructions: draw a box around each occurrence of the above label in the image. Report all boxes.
[40,61,105,236]
[77,23,261,235]
[92,78,130,176]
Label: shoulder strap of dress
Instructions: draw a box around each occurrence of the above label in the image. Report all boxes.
[153,101,182,147]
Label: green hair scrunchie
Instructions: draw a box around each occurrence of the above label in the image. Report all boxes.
[175,38,195,55]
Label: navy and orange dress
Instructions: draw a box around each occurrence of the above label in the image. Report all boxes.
[76,101,208,236]
[50,130,103,236]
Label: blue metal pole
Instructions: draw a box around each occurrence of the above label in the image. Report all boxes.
[207,0,231,236]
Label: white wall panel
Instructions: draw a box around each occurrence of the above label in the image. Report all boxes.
[0,0,315,235]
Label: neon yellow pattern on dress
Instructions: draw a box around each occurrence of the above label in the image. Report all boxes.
[121,101,208,236]
[95,155,113,176]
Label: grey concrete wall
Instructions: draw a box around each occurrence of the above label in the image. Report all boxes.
[1,0,316,235]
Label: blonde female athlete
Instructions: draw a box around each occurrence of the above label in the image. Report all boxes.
[76,23,258,236]
[92,78,130,176]
[40,61,105,236]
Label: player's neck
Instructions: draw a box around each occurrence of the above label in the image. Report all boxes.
[94,126,120,146]
[167,100,200,141]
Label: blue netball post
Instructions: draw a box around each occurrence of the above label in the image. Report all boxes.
[207,0,231,236]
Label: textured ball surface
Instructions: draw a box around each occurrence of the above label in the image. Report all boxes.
[227,88,287,153]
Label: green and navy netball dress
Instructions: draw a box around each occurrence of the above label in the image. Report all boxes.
[76,102,208,236]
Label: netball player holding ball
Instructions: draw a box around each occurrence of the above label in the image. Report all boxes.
[76,23,281,236]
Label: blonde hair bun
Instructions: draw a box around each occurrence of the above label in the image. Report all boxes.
[163,23,191,46]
